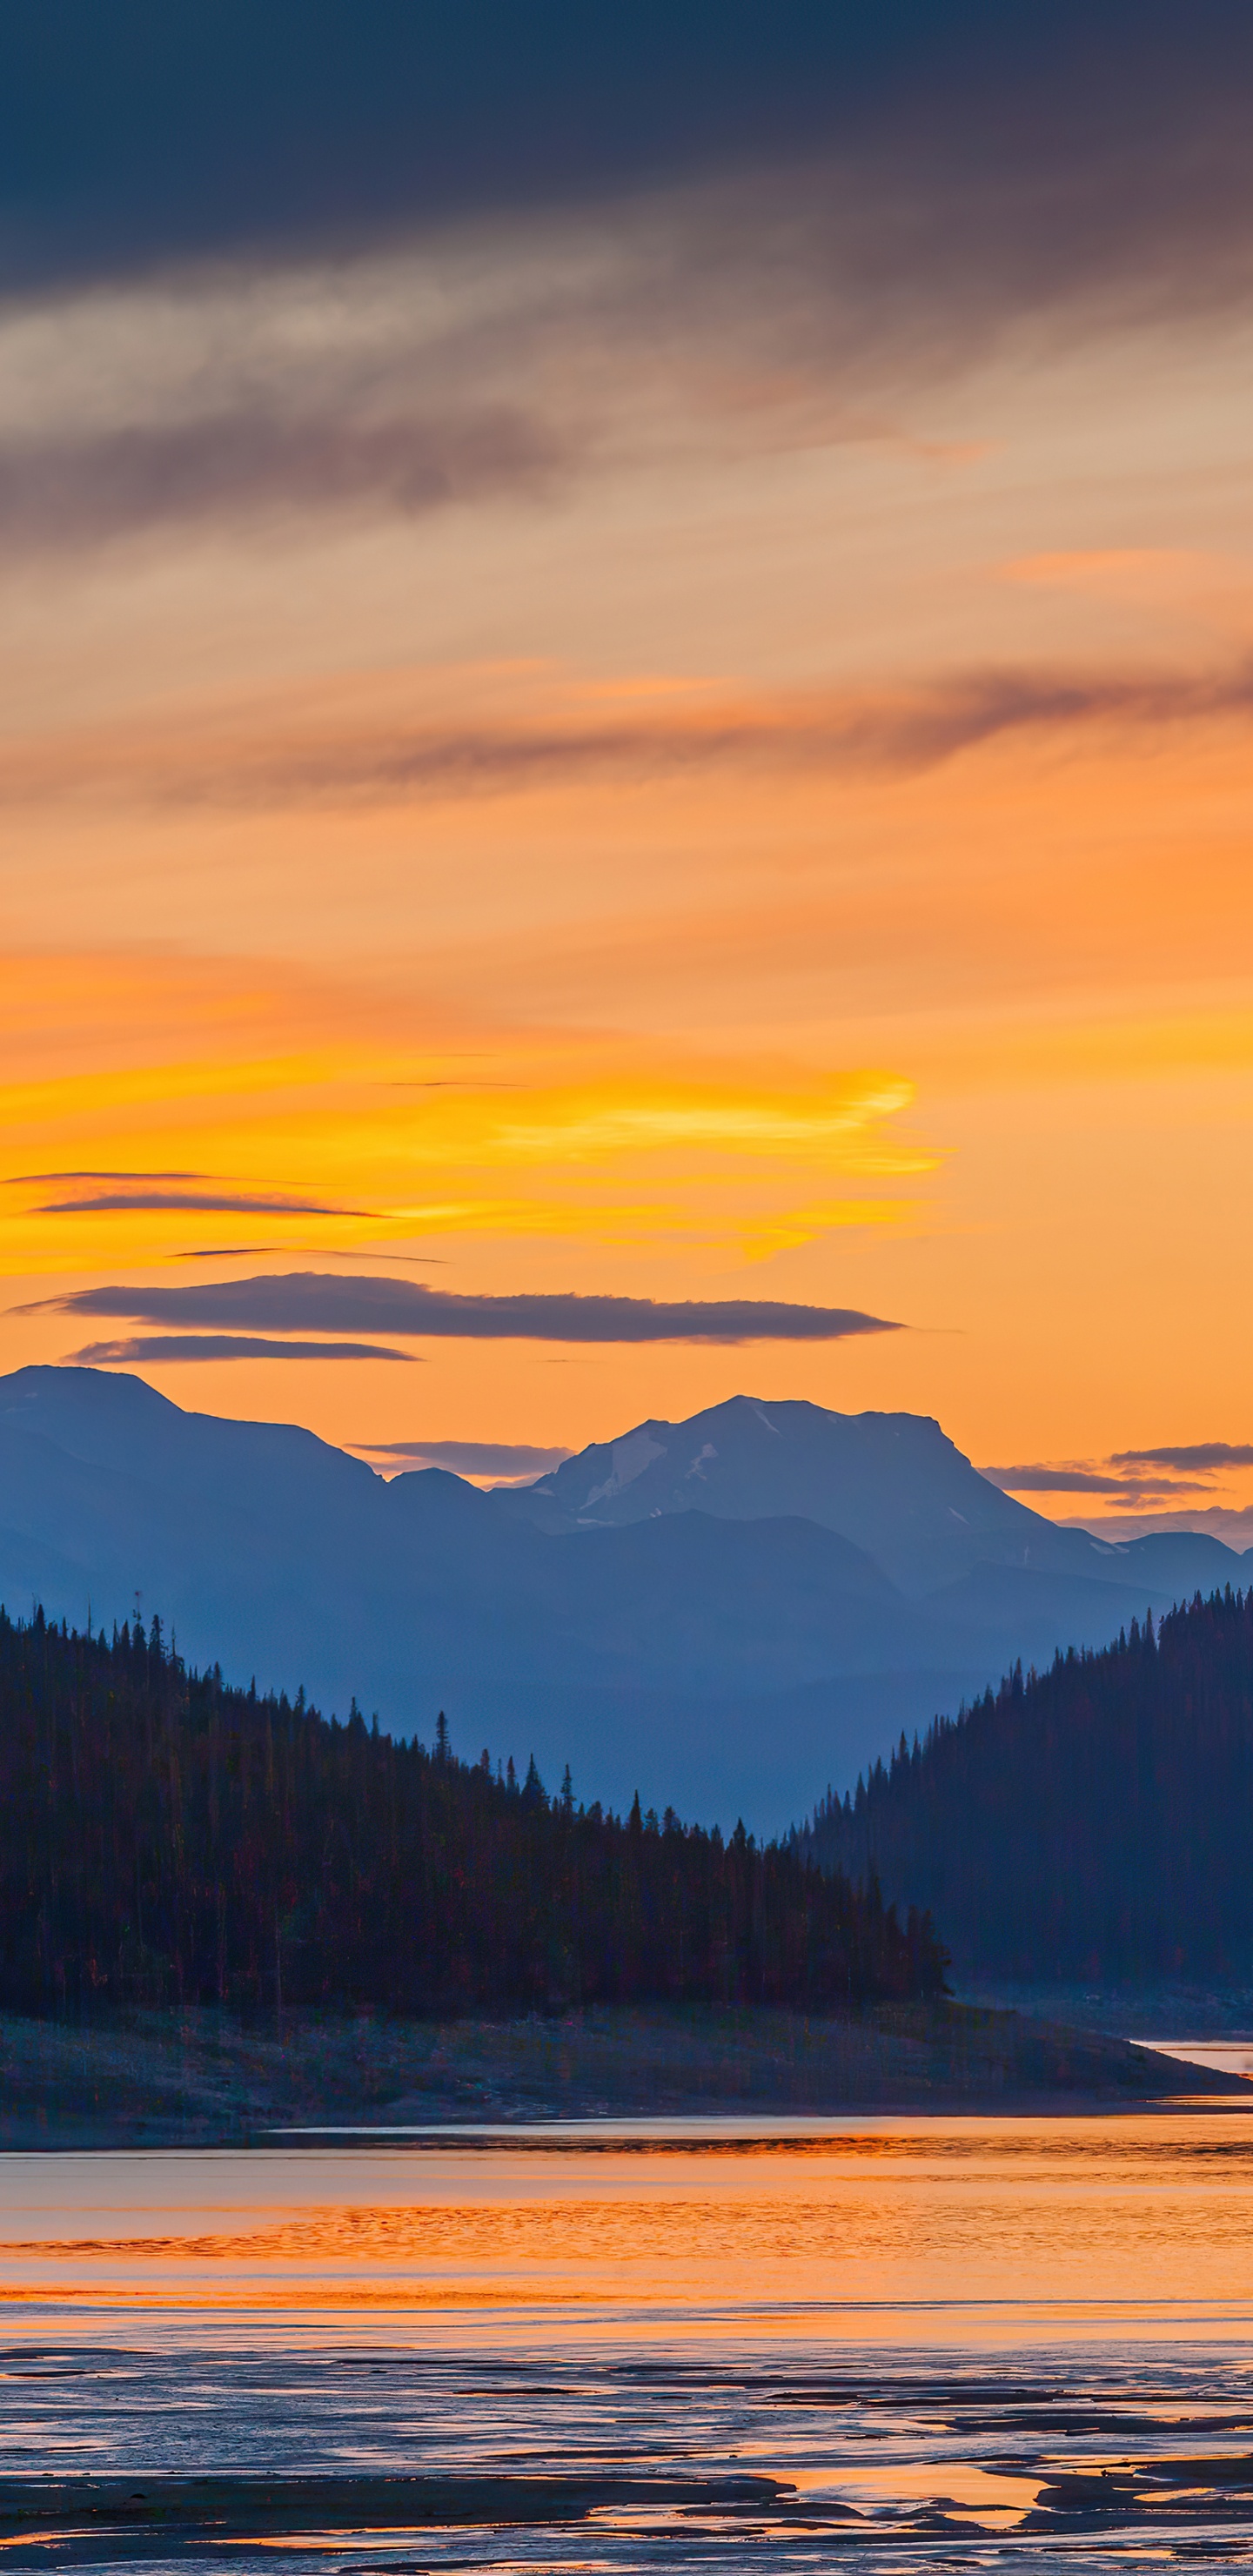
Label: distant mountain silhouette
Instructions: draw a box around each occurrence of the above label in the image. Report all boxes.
[1059,1504,1253,1550]
[499,1394,1135,1592]
[3,1367,1249,1829]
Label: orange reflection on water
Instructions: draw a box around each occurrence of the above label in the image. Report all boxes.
[3,2120,1253,2331]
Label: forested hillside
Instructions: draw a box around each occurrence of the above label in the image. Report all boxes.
[0,1608,944,2016]
[800,1587,1253,1981]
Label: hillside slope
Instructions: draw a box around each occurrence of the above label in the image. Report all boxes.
[0,1607,942,2015]
[800,1587,1253,1982]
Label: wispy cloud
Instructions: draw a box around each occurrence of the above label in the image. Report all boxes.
[0,1044,928,1282]
[34,1271,901,1345]
[169,1244,448,1262]
[72,1334,417,1365]
[982,1465,1158,1495]
[985,1439,1253,1501]
[6,1171,376,1219]
[5,661,1253,813]
[4,3,1253,573]
[983,1460,1219,1499]
[0,406,570,556]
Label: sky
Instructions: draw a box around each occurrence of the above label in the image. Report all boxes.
[3,2,1253,1516]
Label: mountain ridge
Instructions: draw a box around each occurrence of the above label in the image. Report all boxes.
[3,1365,1248,1829]
[495,1392,1211,1599]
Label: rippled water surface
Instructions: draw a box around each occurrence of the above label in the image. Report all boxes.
[6,2112,1253,2568]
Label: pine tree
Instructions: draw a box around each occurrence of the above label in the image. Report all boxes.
[796,1587,1253,1982]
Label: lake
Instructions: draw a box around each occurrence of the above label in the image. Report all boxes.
[4,2110,1253,2566]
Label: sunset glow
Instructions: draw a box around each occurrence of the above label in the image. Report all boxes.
[12,42,1253,2562]
[3,13,1253,1521]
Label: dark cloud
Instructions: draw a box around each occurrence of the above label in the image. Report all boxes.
[36,1191,373,1216]
[982,1464,1210,1497]
[354,1438,573,1474]
[3,3,1252,316]
[10,1170,373,1218]
[71,1334,418,1364]
[34,1271,901,1345]
[0,406,569,555]
[1109,1442,1253,1471]
[0,11,1250,583]
[7,661,1253,811]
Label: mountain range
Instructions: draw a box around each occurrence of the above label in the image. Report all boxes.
[3,1365,1250,1831]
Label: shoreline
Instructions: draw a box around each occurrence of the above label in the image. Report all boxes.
[0,1997,1242,2147]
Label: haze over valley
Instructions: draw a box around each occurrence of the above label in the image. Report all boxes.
[5,1364,1249,1831]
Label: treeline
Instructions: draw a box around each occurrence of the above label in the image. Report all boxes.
[0,1607,945,2015]
[798,1586,1253,1981]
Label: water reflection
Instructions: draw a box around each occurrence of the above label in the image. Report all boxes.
[4,2116,1253,2311]
[3,2117,1253,2566]
[1150,2039,1253,2078]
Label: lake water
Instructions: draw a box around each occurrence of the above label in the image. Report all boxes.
[6,2111,1253,2566]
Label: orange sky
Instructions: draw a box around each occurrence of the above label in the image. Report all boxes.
[3,213,1253,1516]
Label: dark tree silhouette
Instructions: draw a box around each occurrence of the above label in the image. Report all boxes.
[0,1606,945,2016]
[798,1587,1253,1981]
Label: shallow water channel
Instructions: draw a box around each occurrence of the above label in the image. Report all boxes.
[4,2110,1253,2568]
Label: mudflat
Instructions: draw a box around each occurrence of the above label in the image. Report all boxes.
[5,2123,1253,2566]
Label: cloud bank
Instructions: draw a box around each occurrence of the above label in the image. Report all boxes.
[4,2,1253,319]
[3,9,1253,571]
[37,1271,901,1345]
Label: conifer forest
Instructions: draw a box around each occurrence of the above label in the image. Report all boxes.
[0,1607,945,2016]
[800,1587,1253,1981]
